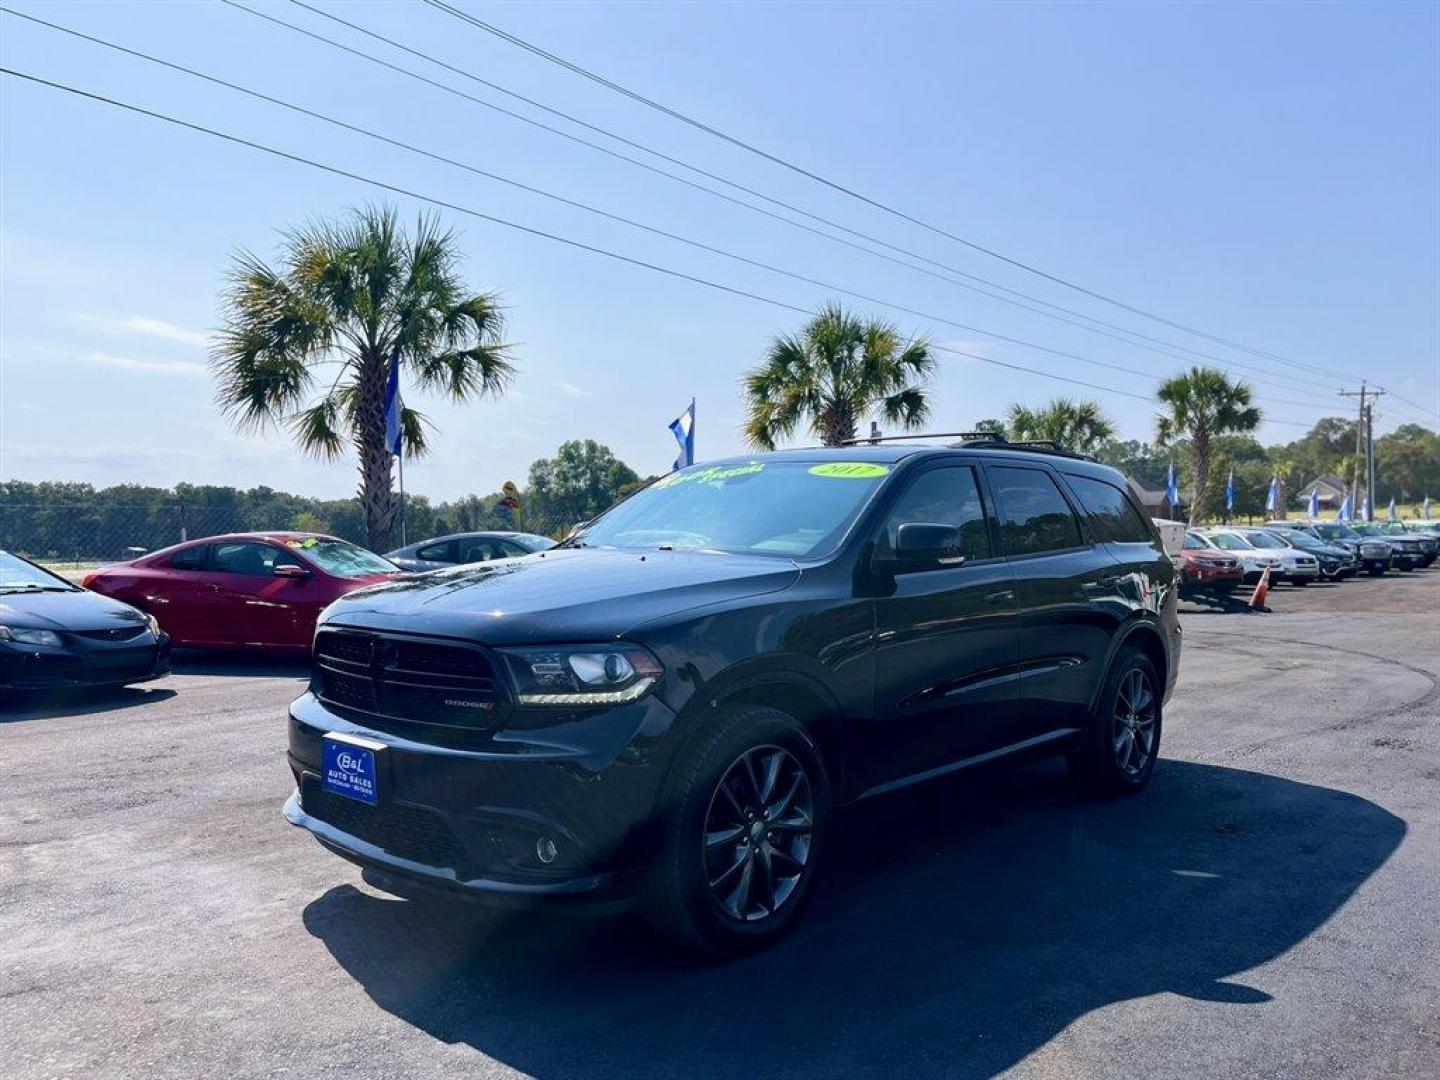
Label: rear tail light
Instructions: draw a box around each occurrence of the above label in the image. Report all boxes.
[81,572,99,589]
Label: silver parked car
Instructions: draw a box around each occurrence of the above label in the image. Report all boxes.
[384,531,556,572]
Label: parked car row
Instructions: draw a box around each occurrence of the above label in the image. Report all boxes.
[1176,519,1439,599]
[1,530,551,691]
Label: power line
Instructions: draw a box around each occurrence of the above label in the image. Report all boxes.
[4,65,1330,431]
[223,0,1348,401]
[0,7,1338,420]
[421,0,1370,387]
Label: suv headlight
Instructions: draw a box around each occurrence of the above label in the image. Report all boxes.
[497,643,662,706]
[0,626,65,647]
[142,612,162,637]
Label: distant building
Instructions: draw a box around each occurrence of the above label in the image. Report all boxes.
[1296,475,1366,511]
[1129,477,1188,519]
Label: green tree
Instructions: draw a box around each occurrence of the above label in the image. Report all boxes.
[1155,367,1261,525]
[1376,424,1440,503]
[527,440,640,530]
[212,204,515,550]
[743,303,935,448]
[1006,397,1116,455]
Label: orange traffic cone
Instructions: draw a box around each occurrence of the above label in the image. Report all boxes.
[1248,565,1272,611]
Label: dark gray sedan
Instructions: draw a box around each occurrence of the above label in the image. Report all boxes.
[383,531,555,572]
[1,550,171,691]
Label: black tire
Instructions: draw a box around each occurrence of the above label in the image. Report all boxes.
[1292,577,1308,586]
[1367,566,1385,577]
[641,704,830,956]
[1068,647,1162,796]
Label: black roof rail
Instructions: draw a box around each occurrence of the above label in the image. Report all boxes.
[945,437,1097,462]
[839,430,1007,446]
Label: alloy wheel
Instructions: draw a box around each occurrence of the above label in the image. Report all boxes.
[1113,668,1157,777]
[702,744,815,922]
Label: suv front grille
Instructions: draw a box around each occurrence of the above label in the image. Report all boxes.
[300,774,466,870]
[314,630,500,730]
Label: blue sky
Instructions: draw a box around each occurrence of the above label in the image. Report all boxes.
[2,0,1436,500]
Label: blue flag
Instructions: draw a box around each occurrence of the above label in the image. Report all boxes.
[382,345,403,457]
[1338,491,1353,522]
[1225,469,1235,512]
[1164,462,1179,508]
[1308,487,1320,519]
[668,399,695,471]
[1265,476,1279,513]
[1387,497,1398,522]
[1359,495,1369,521]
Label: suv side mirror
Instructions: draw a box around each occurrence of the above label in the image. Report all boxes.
[878,522,967,575]
[274,563,310,579]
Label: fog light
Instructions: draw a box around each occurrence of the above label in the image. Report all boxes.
[535,836,558,865]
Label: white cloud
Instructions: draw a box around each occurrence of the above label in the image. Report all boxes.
[554,380,590,398]
[79,314,210,348]
[83,351,208,377]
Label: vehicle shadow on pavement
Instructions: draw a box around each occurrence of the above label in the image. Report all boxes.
[302,759,1404,1079]
[0,685,177,722]
[169,649,310,679]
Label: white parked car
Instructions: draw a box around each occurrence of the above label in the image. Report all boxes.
[1227,528,1322,583]
[1187,529,1294,583]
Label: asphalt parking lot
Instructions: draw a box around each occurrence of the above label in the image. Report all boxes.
[3,570,1438,1079]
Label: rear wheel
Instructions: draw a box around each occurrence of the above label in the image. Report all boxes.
[1069,647,1161,796]
[642,704,830,955]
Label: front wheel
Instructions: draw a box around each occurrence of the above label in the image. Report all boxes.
[642,705,830,955]
[1069,647,1162,796]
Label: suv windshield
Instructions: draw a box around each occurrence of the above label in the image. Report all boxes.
[578,460,891,557]
[1206,533,1254,551]
[281,538,397,578]
[0,550,78,592]
[1313,523,1360,541]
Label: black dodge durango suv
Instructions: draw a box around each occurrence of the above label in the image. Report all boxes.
[285,440,1181,953]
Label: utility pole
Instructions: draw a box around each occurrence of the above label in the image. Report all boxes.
[1340,383,1385,521]
[1365,401,1378,521]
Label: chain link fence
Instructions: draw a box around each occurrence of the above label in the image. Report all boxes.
[0,497,576,568]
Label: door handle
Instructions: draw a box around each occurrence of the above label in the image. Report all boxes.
[983,588,1015,606]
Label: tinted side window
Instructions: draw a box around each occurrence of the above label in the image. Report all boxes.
[416,541,453,562]
[1067,475,1153,544]
[167,545,208,570]
[989,466,1084,556]
[879,465,993,561]
[210,542,280,577]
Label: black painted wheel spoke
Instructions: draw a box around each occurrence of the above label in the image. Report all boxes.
[709,849,748,890]
[759,751,783,804]
[766,771,804,820]
[703,743,815,923]
[706,824,745,849]
[768,844,805,874]
[723,856,756,919]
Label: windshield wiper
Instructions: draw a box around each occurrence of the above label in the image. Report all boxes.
[0,584,76,593]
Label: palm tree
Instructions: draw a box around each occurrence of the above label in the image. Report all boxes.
[1155,367,1261,525]
[1006,398,1115,455]
[743,303,935,448]
[213,205,514,549]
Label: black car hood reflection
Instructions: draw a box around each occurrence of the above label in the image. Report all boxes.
[0,588,147,633]
[325,547,801,643]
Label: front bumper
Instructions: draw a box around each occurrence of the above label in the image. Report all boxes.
[285,689,677,904]
[0,635,171,691]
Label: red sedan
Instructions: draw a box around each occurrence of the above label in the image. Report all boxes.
[83,532,399,650]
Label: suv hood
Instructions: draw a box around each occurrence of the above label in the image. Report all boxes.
[322,547,801,643]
